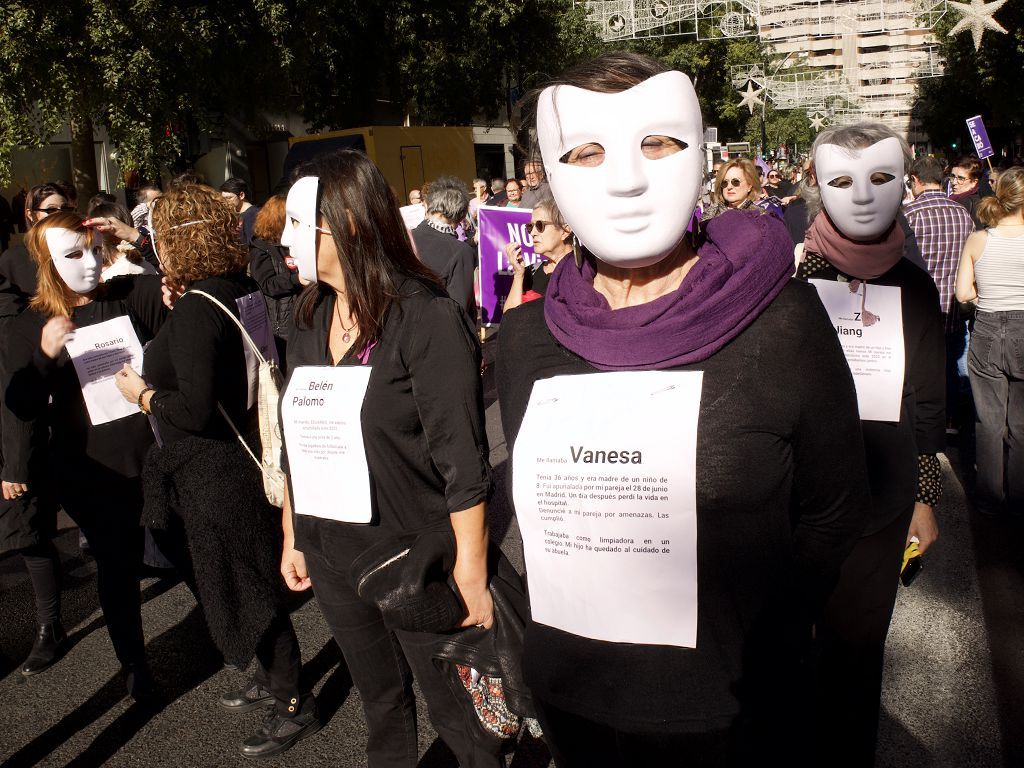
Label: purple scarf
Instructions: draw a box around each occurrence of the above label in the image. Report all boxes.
[544,209,795,370]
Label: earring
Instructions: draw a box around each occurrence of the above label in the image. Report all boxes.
[573,235,583,269]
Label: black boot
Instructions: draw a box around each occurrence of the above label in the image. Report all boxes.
[20,622,68,676]
[219,678,274,713]
[124,661,157,706]
[239,695,322,759]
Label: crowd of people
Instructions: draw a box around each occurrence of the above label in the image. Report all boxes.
[0,49,1022,768]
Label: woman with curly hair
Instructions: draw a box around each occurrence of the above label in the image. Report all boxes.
[113,184,321,758]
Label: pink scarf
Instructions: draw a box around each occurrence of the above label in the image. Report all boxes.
[802,211,904,280]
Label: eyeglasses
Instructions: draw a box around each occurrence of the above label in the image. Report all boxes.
[722,178,745,188]
[951,174,970,182]
[528,220,553,233]
[33,205,76,214]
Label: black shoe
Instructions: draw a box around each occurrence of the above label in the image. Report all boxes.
[239,696,322,759]
[124,661,157,706]
[20,622,68,676]
[219,680,274,713]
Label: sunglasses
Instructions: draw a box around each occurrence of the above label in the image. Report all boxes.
[767,174,780,179]
[33,205,76,214]
[528,220,553,233]
[722,178,746,188]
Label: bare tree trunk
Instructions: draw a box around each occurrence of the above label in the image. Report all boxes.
[69,110,99,210]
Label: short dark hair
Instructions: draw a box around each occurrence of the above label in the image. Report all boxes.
[289,150,441,344]
[87,192,118,214]
[908,156,945,186]
[220,177,250,197]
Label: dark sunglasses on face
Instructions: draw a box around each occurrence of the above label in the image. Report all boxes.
[722,178,745,188]
[33,205,76,214]
[528,220,553,233]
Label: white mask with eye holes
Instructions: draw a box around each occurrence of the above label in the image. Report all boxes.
[536,70,704,269]
[280,176,320,283]
[44,228,101,294]
[814,136,905,241]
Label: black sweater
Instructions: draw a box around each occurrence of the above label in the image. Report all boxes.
[496,280,869,732]
[410,221,476,316]
[798,254,946,534]
[144,273,258,445]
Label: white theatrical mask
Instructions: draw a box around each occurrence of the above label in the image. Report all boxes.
[44,228,101,293]
[536,70,704,269]
[281,176,320,283]
[814,136,905,241]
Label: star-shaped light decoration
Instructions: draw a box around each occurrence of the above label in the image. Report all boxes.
[948,0,1007,50]
[810,115,826,131]
[737,81,764,115]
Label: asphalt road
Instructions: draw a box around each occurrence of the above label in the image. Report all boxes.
[1,336,1022,767]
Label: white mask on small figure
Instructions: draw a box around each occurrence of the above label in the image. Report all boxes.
[44,228,101,294]
[281,176,320,283]
[536,70,704,269]
[814,137,905,241]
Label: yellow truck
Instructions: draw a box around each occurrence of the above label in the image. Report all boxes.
[286,126,477,201]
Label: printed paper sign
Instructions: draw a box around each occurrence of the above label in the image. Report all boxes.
[65,315,145,425]
[512,371,703,648]
[282,366,373,523]
[477,205,537,324]
[810,279,905,422]
[400,203,425,230]
[236,292,279,409]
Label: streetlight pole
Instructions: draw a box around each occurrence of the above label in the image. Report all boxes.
[760,51,795,162]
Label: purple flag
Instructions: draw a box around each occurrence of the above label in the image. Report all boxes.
[477,205,536,324]
[966,115,994,160]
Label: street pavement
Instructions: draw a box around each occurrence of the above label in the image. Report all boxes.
[1,336,1022,767]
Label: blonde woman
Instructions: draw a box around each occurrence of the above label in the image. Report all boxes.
[956,166,1024,515]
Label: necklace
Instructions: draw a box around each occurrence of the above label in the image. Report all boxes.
[334,298,357,344]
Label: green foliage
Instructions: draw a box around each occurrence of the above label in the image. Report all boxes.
[913,4,1024,155]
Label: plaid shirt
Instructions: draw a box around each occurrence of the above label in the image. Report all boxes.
[903,190,975,331]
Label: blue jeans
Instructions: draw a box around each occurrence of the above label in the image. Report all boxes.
[945,318,971,428]
[968,311,1024,512]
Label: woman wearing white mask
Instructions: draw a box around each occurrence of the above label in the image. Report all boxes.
[497,53,869,764]
[2,212,166,695]
[798,122,944,765]
[277,151,503,768]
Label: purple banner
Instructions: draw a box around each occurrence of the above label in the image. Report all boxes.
[966,115,994,160]
[477,205,537,324]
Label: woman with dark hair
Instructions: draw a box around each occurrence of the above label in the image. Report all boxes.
[798,122,944,765]
[956,166,1024,516]
[498,52,868,765]
[249,195,300,372]
[113,184,320,758]
[87,202,158,280]
[277,150,503,767]
[2,211,166,694]
[0,182,77,677]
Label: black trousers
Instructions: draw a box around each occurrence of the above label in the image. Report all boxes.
[305,547,505,768]
[814,505,914,767]
[151,519,301,714]
[61,475,146,668]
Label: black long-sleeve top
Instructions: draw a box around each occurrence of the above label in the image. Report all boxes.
[285,277,491,563]
[496,280,869,731]
[2,276,166,481]
[797,253,946,534]
[248,238,300,339]
[410,220,477,316]
[143,273,258,445]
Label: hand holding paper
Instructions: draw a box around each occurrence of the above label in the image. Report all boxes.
[114,363,147,403]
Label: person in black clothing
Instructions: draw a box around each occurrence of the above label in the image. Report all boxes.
[278,150,503,767]
[799,122,944,766]
[498,52,869,766]
[248,195,301,373]
[221,177,260,246]
[3,212,168,697]
[0,183,77,677]
[410,176,477,317]
[502,193,572,311]
[113,184,320,759]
